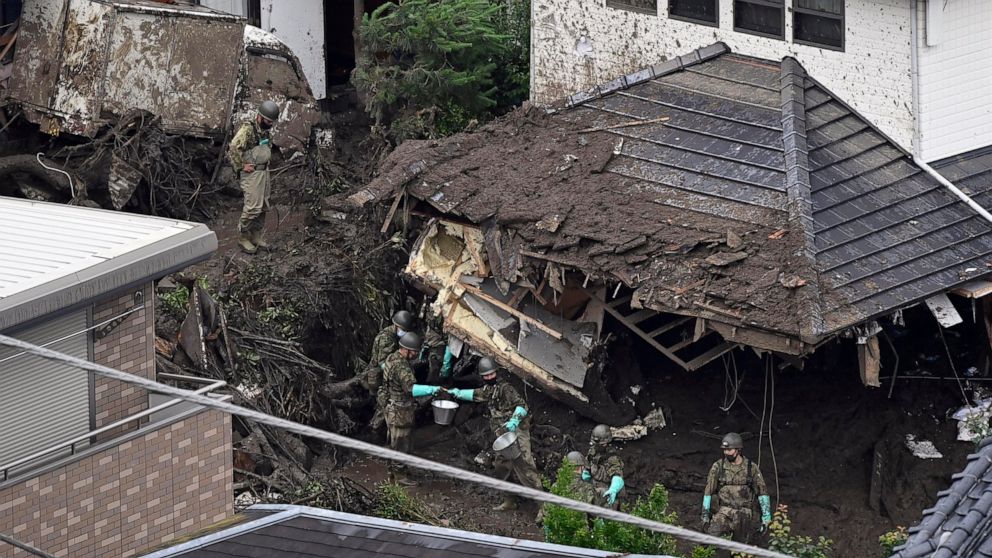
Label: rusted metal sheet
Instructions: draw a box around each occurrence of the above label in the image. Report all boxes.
[10,0,244,138]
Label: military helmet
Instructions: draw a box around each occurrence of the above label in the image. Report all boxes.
[565,451,586,467]
[591,424,613,444]
[257,100,280,122]
[721,432,744,450]
[398,331,423,352]
[392,310,414,330]
[478,357,498,376]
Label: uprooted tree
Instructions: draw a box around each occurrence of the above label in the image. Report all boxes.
[353,0,530,142]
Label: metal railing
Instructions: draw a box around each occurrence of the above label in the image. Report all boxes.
[0,373,226,481]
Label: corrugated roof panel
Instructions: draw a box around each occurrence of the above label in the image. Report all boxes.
[0,197,216,331]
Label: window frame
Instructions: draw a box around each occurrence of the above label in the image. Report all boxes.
[732,0,785,40]
[606,0,658,16]
[667,0,719,28]
[792,0,845,52]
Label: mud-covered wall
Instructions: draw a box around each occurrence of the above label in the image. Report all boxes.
[260,0,327,100]
[531,0,916,151]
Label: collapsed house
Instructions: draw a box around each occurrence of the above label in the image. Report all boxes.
[347,43,992,423]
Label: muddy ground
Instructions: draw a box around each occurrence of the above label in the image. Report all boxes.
[175,92,986,558]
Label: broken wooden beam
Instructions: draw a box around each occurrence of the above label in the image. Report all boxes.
[380,189,404,234]
[459,283,563,340]
[575,116,670,134]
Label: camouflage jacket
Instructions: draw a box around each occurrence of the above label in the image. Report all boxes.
[704,457,767,510]
[362,325,397,392]
[227,120,270,171]
[380,350,416,408]
[473,379,529,435]
[587,443,623,486]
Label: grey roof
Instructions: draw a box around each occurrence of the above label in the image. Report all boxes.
[142,504,670,558]
[363,43,992,343]
[892,438,992,558]
[0,197,216,332]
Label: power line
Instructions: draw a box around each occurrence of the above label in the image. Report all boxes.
[0,532,56,558]
[0,334,795,558]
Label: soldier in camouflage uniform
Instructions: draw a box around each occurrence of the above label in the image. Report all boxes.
[362,310,415,430]
[379,331,444,486]
[228,100,279,254]
[565,451,595,504]
[586,425,625,509]
[447,357,543,511]
[701,432,771,543]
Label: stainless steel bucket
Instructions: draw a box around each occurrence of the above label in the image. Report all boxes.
[492,431,521,460]
[431,399,459,425]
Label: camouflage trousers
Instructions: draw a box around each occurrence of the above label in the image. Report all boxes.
[494,428,542,491]
[386,403,414,478]
[706,506,754,543]
[239,169,270,233]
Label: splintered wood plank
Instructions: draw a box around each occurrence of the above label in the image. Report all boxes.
[601,300,689,370]
[685,342,737,371]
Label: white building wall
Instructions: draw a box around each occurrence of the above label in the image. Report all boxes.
[197,0,248,17]
[915,0,992,162]
[260,0,327,100]
[532,0,917,152]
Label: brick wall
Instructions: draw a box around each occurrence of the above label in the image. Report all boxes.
[531,0,916,151]
[0,409,232,558]
[92,284,156,439]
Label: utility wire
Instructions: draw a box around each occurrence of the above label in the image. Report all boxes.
[0,532,56,558]
[0,333,795,558]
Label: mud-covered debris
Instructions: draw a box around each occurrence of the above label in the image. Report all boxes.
[905,434,943,459]
[780,274,808,288]
[643,408,667,430]
[727,230,743,249]
[536,213,566,233]
[705,251,748,266]
[615,235,647,255]
[610,421,648,441]
[768,229,788,240]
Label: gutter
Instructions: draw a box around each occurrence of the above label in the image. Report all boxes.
[910,0,922,158]
[916,159,992,226]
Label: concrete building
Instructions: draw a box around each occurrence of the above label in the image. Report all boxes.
[530,0,992,162]
[0,197,230,558]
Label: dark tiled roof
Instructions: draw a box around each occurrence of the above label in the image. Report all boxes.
[361,43,992,343]
[892,438,992,558]
[145,505,666,558]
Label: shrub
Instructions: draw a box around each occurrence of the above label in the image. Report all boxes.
[767,504,833,558]
[878,526,908,557]
[354,0,529,141]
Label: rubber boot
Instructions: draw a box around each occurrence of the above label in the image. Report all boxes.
[238,230,257,254]
[493,496,518,511]
[250,229,270,250]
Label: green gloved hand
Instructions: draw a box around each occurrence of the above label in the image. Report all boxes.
[603,475,624,505]
[440,346,454,378]
[701,495,712,523]
[446,388,474,402]
[759,495,772,524]
[411,384,440,398]
[504,416,520,432]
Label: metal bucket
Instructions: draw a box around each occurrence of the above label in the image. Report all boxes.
[431,399,459,425]
[492,431,521,460]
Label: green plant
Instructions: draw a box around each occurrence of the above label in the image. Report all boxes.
[543,458,681,555]
[158,284,190,317]
[690,546,717,558]
[353,0,528,141]
[374,482,447,526]
[878,526,908,556]
[258,305,302,341]
[767,505,833,558]
[962,412,992,447]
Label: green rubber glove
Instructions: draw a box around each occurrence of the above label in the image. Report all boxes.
[504,416,520,432]
[581,470,591,482]
[447,388,474,402]
[511,405,527,419]
[702,495,712,523]
[440,346,454,378]
[411,384,440,398]
[759,495,772,524]
[603,475,624,505]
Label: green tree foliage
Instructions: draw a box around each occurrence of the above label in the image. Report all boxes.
[543,458,713,556]
[353,0,530,141]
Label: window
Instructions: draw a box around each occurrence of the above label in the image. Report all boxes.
[733,0,784,39]
[794,0,844,50]
[606,0,657,15]
[668,0,718,26]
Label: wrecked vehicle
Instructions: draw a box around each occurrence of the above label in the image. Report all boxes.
[6,0,318,153]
